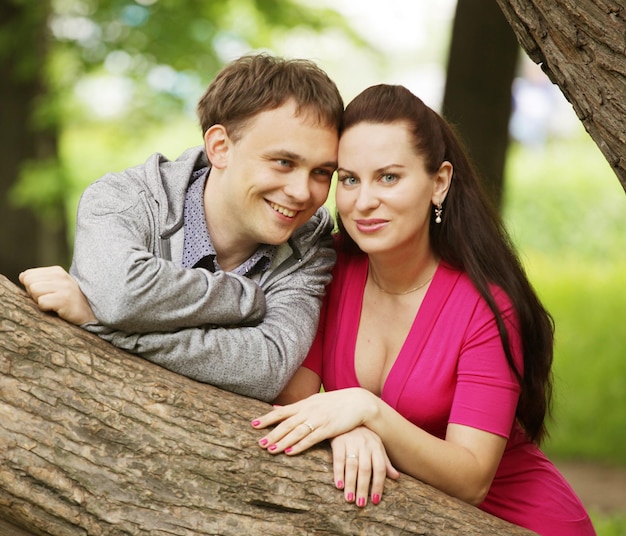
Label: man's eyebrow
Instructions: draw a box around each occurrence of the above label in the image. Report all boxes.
[267,150,337,169]
[319,160,338,170]
[268,150,302,161]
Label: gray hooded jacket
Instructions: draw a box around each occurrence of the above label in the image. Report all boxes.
[71,146,336,401]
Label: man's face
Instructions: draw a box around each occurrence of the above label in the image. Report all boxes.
[208,100,338,251]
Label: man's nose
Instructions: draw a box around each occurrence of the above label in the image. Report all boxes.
[284,171,312,203]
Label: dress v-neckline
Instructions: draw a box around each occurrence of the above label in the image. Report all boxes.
[348,258,458,406]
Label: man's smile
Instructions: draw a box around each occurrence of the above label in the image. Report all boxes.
[269,201,298,218]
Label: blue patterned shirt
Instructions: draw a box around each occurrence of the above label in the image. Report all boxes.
[181,168,275,276]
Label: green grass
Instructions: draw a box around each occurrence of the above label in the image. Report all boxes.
[504,136,625,536]
[589,511,626,536]
[504,136,626,466]
[526,257,626,464]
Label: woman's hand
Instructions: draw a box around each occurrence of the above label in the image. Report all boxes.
[331,427,400,507]
[251,388,378,455]
[19,266,97,325]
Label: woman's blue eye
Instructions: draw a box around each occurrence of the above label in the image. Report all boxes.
[381,173,398,184]
[340,176,358,186]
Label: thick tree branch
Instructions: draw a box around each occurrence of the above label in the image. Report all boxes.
[497,0,626,193]
[0,275,533,535]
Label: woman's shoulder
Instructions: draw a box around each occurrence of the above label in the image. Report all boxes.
[437,262,513,312]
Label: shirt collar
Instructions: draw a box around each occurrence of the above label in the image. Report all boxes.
[181,168,276,276]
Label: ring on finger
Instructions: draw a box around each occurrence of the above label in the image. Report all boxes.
[303,422,315,433]
[346,453,358,459]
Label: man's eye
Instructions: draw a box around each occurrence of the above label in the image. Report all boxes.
[313,169,334,179]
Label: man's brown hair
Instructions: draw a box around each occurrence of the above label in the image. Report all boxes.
[197,53,343,140]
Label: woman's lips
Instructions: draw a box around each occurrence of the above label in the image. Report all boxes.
[354,219,388,233]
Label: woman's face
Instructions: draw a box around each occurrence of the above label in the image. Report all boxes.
[336,121,446,257]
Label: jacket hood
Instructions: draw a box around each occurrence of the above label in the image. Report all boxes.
[140,146,209,238]
[288,205,334,259]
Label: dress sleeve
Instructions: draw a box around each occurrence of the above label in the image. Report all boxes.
[449,288,523,438]
[300,294,328,377]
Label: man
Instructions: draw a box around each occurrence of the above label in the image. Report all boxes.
[20,54,343,402]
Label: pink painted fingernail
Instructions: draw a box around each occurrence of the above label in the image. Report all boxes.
[268,444,277,451]
[357,497,366,507]
[346,492,354,502]
[285,447,293,454]
[372,494,380,505]
[251,419,261,427]
[259,438,268,447]
[336,480,344,490]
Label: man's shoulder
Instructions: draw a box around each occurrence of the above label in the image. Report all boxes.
[290,206,334,246]
[90,146,206,186]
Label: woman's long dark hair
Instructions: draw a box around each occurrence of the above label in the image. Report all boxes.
[338,84,554,443]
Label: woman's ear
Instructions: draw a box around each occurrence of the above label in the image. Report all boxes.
[203,124,230,169]
[432,161,453,205]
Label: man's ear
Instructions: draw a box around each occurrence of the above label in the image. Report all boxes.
[432,160,453,205]
[203,125,230,169]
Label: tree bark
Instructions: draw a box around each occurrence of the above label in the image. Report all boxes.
[0,275,534,536]
[443,0,520,209]
[497,0,626,193]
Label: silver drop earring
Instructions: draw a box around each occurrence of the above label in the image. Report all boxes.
[434,203,443,224]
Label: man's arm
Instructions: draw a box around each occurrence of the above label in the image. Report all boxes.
[19,266,97,325]
[85,210,336,402]
[71,170,266,332]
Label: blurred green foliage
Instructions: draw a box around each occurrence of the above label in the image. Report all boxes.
[43,0,360,126]
[4,0,363,255]
[504,135,626,467]
[9,157,71,225]
[591,512,626,536]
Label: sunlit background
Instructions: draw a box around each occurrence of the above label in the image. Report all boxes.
[6,1,626,532]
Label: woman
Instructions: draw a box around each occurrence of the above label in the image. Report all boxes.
[252,85,594,535]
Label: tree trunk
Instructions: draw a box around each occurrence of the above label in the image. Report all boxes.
[0,275,534,536]
[496,0,626,193]
[443,0,520,209]
[0,0,69,286]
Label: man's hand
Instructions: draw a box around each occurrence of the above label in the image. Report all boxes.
[19,266,97,325]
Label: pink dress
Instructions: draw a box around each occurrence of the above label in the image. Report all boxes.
[303,251,595,535]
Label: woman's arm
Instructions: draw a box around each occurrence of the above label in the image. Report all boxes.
[273,367,322,405]
[365,396,506,505]
[260,383,402,508]
[252,388,506,505]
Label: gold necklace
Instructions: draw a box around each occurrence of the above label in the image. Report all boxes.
[369,268,434,295]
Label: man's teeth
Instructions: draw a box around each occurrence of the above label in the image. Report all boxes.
[270,203,296,218]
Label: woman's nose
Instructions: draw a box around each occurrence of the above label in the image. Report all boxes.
[355,184,380,211]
